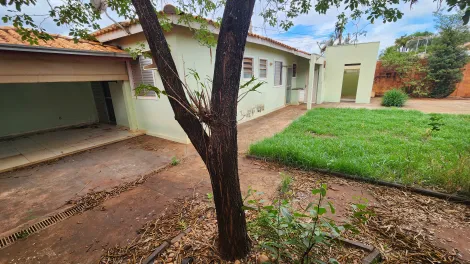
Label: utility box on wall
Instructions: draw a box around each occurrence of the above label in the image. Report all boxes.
[321,42,380,104]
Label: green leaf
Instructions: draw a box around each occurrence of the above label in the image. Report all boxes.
[311,189,321,195]
[327,201,336,214]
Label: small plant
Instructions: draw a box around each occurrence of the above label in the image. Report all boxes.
[382,89,408,107]
[16,230,29,239]
[178,220,187,230]
[206,193,214,200]
[245,179,371,264]
[428,115,444,132]
[170,156,180,166]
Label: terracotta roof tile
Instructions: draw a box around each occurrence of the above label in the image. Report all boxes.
[0,26,125,53]
[92,19,311,56]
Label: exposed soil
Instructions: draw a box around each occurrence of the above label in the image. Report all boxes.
[1,104,469,263]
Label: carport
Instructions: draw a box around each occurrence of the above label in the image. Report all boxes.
[0,26,140,172]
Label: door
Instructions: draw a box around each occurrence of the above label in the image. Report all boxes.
[102,82,116,124]
[286,67,293,104]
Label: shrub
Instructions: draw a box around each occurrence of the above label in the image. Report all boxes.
[382,89,408,107]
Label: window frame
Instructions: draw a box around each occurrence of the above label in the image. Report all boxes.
[258,58,268,79]
[132,54,159,100]
[274,60,284,87]
[242,56,255,80]
[292,63,297,78]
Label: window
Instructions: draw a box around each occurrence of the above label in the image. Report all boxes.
[243,57,254,79]
[130,55,156,97]
[274,61,283,86]
[259,59,267,79]
[292,63,297,77]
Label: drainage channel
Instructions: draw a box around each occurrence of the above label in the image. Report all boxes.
[0,204,85,249]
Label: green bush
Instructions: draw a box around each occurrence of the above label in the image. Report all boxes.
[382,89,408,107]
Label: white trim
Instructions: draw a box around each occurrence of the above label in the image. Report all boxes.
[258,57,268,79]
[94,15,317,59]
[242,56,255,80]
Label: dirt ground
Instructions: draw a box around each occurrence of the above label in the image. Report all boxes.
[315,97,470,115]
[1,103,469,263]
[0,105,307,264]
[0,136,189,236]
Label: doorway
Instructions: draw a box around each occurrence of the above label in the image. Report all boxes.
[340,63,361,102]
[285,67,293,104]
[91,81,116,125]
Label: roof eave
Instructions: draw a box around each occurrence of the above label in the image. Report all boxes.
[94,17,313,58]
[0,43,132,58]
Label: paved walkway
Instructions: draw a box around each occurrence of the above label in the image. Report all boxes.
[314,97,470,114]
[0,136,188,236]
[0,124,143,173]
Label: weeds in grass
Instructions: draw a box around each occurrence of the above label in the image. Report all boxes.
[249,108,470,195]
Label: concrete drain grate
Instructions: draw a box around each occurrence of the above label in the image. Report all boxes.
[0,204,85,249]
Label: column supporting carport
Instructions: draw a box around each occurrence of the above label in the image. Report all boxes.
[121,80,139,131]
[307,54,325,109]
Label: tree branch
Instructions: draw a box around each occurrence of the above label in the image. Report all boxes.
[130,0,210,162]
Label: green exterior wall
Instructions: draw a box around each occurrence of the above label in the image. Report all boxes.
[0,82,98,137]
[322,42,380,103]
[109,81,130,128]
[112,26,310,144]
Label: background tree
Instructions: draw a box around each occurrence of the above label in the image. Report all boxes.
[428,11,470,98]
[1,0,469,260]
[380,45,430,96]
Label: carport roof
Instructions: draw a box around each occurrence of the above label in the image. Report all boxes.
[0,26,130,57]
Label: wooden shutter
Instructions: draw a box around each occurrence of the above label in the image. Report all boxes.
[243,57,253,78]
[130,56,156,97]
[274,61,283,86]
[259,59,267,78]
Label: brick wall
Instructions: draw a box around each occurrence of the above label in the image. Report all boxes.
[372,61,405,96]
[372,61,470,98]
[451,63,470,97]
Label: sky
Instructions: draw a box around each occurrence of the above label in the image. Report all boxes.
[0,0,447,54]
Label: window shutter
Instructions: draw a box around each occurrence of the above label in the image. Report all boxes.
[274,61,283,86]
[259,59,267,78]
[243,57,253,79]
[130,56,157,97]
[292,63,297,77]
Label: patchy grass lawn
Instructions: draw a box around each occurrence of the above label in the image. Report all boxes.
[249,108,470,195]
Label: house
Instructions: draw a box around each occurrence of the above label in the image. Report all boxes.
[0,26,139,172]
[0,11,379,172]
[92,13,324,144]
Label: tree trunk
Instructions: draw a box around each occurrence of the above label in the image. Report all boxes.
[131,0,255,260]
[207,0,255,259]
